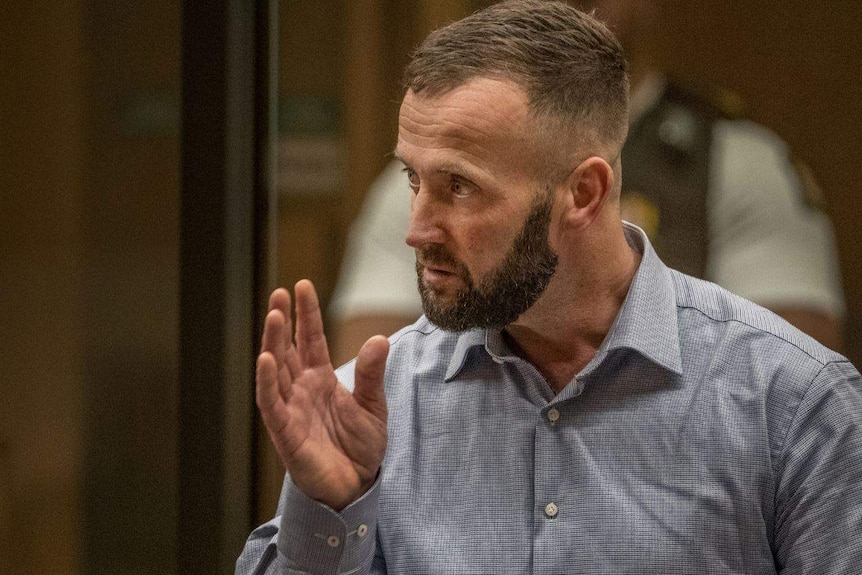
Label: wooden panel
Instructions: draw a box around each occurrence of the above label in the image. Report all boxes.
[81,0,181,572]
[0,1,85,573]
[419,0,472,31]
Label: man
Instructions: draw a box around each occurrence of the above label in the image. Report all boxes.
[238,2,862,573]
[328,0,845,365]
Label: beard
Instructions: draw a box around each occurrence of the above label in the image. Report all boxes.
[415,190,559,331]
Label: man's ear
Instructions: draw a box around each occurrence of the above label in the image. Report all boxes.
[560,156,615,231]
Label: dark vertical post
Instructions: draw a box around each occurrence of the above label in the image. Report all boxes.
[179,0,277,571]
[252,0,281,523]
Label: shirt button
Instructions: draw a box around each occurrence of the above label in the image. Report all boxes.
[326,535,340,547]
[356,524,368,537]
[547,408,560,423]
[544,502,559,518]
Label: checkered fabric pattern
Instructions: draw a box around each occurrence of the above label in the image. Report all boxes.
[237,225,862,575]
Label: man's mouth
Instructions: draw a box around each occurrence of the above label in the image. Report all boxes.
[419,261,455,275]
[417,259,464,291]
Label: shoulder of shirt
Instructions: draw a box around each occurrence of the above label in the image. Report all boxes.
[669,269,844,367]
[386,316,490,371]
[709,117,830,212]
[334,318,450,390]
[386,316,456,355]
[390,316,440,341]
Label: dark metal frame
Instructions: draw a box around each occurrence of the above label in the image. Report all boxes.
[179,0,277,571]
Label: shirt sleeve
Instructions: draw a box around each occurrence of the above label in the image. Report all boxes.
[236,474,384,575]
[773,360,862,573]
[328,160,423,321]
[705,119,845,317]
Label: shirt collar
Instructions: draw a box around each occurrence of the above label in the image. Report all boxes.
[444,222,682,381]
[581,222,682,378]
[444,328,486,381]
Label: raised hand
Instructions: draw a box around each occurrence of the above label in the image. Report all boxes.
[255,280,390,511]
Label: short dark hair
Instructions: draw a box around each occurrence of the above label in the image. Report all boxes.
[403,0,629,177]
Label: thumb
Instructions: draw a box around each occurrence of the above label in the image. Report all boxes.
[352,335,390,419]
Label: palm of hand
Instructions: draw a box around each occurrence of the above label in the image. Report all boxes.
[277,364,386,509]
[256,281,390,511]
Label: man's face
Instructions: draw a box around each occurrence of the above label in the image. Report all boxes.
[396,77,561,331]
[416,189,558,331]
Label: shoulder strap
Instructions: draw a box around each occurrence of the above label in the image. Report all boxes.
[621,81,728,277]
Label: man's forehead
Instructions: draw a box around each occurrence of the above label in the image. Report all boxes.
[398,78,530,142]
[400,77,529,111]
[395,81,535,175]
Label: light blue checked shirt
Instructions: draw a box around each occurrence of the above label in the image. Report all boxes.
[237,225,862,575]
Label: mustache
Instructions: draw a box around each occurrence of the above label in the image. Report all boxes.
[415,244,474,286]
[415,244,460,270]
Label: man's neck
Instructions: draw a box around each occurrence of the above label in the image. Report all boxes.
[504,226,641,394]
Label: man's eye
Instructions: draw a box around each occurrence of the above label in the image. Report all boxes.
[451,179,473,198]
[405,169,420,192]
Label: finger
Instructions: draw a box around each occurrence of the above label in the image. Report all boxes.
[262,288,289,354]
[262,290,301,377]
[268,287,291,315]
[352,335,390,420]
[268,288,294,355]
[261,308,284,355]
[294,279,332,368]
[261,309,294,377]
[255,351,290,429]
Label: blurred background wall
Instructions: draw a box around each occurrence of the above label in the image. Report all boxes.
[1,0,860,573]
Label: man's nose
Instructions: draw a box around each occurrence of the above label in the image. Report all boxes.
[405,190,446,249]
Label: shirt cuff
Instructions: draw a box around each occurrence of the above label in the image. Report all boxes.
[277,475,380,575]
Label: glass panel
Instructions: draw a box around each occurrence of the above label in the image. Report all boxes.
[257,0,353,521]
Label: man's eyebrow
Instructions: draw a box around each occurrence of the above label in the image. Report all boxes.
[390,153,484,183]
